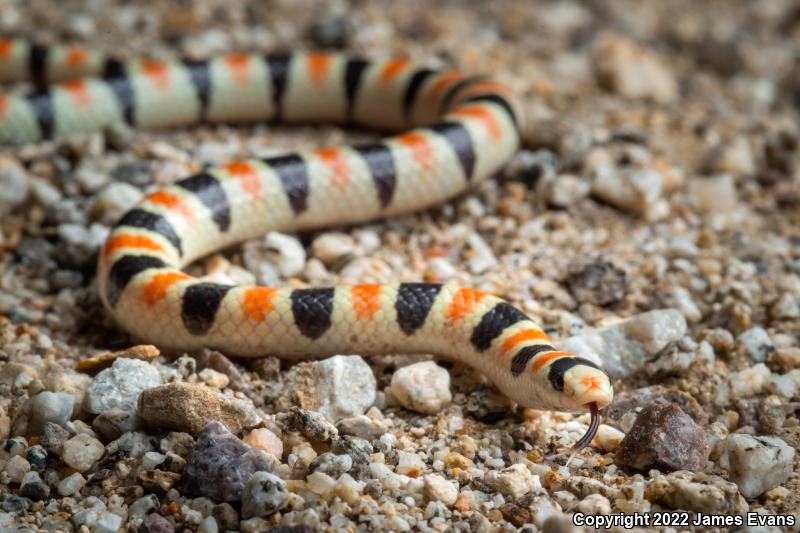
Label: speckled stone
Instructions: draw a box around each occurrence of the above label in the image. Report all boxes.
[241,471,289,519]
[182,421,273,502]
[138,513,175,533]
[615,403,709,472]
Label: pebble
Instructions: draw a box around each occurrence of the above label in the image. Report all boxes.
[591,165,667,220]
[243,232,306,280]
[566,258,627,306]
[289,408,339,443]
[25,445,47,470]
[591,424,625,452]
[277,355,376,421]
[645,471,748,514]
[559,309,687,378]
[311,232,357,265]
[729,363,771,399]
[688,175,738,213]
[92,182,143,225]
[0,156,30,215]
[212,503,239,531]
[486,464,541,499]
[390,361,452,415]
[721,434,794,499]
[308,452,352,478]
[336,414,386,440]
[738,327,775,362]
[20,391,74,436]
[395,450,426,477]
[307,472,337,500]
[61,434,105,472]
[667,287,702,323]
[138,382,261,435]
[243,428,283,458]
[57,472,87,496]
[182,421,273,501]
[547,174,591,207]
[86,358,162,428]
[138,513,175,533]
[591,33,678,102]
[241,471,289,519]
[466,232,498,274]
[40,422,70,453]
[19,471,49,500]
[1,437,27,459]
[5,455,31,483]
[198,368,230,389]
[1,495,32,513]
[709,137,756,177]
[615,403,709,472]
[29,177,62,207]
[423,474,459,506]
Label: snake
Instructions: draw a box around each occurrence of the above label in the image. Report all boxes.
[0,38,613,452]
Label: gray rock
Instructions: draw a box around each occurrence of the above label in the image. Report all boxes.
[1,494,32,513]
[182,422,273,502]
[558,309,687,378]
[40,422,71,454]
[737,327,775,362]
[336,415,386,440]
[25,445,47,470]
[1,437,27,459]
[16,391,74,436]
[721,434,794,499]
[86,358,162,428]
[0,157,30,215]
[646,471,748,514]
[19,471,50,500]
[288,408,338,443]
[241,471,289,519]
[566,258,627,306]
[308,453,353,478]
[616,403,709,472]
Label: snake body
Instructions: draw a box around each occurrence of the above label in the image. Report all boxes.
[0,39,613,450]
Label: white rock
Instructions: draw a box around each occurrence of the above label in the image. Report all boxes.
[0,157,30,216]
[30,177,62,207]
[667,287,702,323]
[424,474,459,505]
[334,473,365,505]
[547,175,591,207]
[689,175,738,213]
[312,232,357,265]
[62,434,105,472]
[309,355,377,421]
[729,363,771,399]
[576,493,612,515]
[591,165,665,219]
[58,472,87,496]
[738,327,775,362]
[712,137,756,177]
[592,424,625,452]
[241,471,289,518]
[307,471,336,501]
[722,434,795,499]
[427,257,456,282]
[86,358,162,433]
[767,370,800,398]
[198,516,219,533]
[558,309,687,378]
[466,232,498,274]
[93,182,143,225]
[390,361,452,415]
[5,455,31,483]
[487,463,541,499]
[395,450,425,477]
[774,293,800,318]
[262,232,306,277]
[592,33,678,103]
[528,496,562,529]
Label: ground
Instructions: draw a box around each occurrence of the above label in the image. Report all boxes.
[0,0,799,532]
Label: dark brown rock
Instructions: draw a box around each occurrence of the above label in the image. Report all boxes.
[500,503,531,527]
[138,513,175,533]
[212,502,239,531]
[616,403,709,472]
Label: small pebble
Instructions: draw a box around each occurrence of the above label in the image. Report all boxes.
[689,175,738,213]
[390,361,452,415]
[722,434,794,499]
[182,422,273,501]
[312,232,357,265]
[487,464,541,499]
[61,434,105,473]
[19,471,50,500]
[241,472,289,519]
[57,472,87,496]
[615,403,709,472]
[729,363,771,399]
[423,474,459,506]
[738,327,775,362]
[138,513,175,533]
[5,455,31,483]
[243,428,283,458]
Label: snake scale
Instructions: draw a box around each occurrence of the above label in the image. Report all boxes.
[0,38,613,451]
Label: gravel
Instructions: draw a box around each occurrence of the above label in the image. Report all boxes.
[1,1,799,531]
